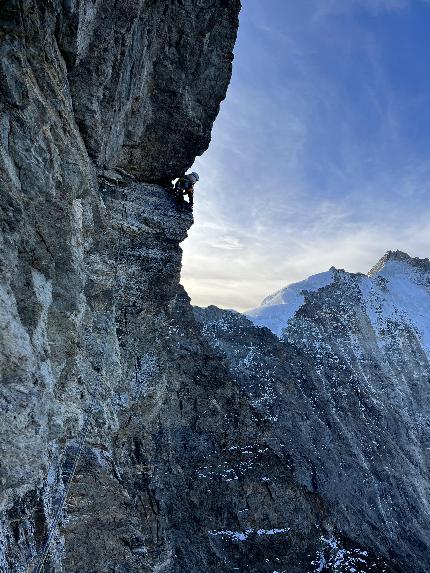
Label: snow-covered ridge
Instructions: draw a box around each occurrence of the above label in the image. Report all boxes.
[368,249,430,277]
[246,251,430,357]
[362,252,430,357]
[245,269,335,337]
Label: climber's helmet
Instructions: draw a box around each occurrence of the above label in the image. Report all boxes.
[190,172,199,183]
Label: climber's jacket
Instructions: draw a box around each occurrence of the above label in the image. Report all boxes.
[174,172,199,205]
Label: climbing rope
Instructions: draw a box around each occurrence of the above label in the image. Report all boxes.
[30,183,129,573]
[31,400,96,573]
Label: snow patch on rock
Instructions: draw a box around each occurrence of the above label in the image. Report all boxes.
[208,527,290,542]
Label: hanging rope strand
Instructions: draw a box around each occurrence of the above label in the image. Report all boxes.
[31,404,94,573]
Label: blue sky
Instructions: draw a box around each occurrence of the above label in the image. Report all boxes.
[182,0,430,310]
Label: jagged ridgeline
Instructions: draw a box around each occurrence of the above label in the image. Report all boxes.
[0,2,428,573]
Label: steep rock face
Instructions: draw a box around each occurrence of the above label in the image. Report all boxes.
[57,0,240,181]
[0,2,290,572]
[2,1,375,571]
[195,251,430,573]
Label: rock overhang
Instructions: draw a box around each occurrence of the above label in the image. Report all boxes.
[56,0,242,182]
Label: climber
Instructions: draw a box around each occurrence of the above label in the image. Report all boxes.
[174,172,199,206]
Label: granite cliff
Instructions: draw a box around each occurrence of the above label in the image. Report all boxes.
[0,1,428,572]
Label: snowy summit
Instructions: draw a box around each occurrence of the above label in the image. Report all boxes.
[246,251,430,358]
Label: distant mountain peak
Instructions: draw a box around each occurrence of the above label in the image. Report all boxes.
[246,250,430,340]
[368,250,430,277]
[246,270,335,336]
[260,269,334,308]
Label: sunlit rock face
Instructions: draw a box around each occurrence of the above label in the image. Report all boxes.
[195,250,430,573]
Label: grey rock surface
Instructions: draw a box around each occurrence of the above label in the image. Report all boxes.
[57,0,240,181]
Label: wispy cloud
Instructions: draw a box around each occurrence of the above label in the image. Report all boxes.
[183,190,430,311]
[313,0,410,20]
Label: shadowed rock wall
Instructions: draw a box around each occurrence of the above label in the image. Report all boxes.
[195,257,430,573]
[56,0,240,181]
